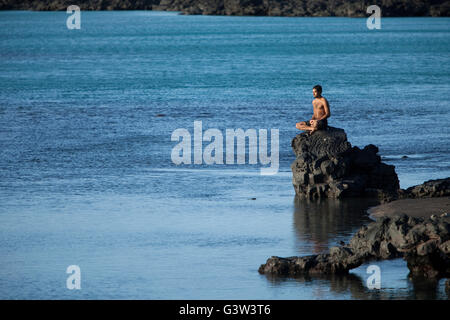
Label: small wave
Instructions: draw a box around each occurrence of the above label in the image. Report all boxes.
[381,154,427,160]
[150,168,291,176]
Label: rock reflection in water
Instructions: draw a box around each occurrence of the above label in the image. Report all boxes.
[408,276,442,300]
[262,197,450,299]
[264,267,450,299]
[264,273,385,299]
[293,197,380,254]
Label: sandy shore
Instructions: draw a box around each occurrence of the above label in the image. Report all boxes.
[368,197,450,220]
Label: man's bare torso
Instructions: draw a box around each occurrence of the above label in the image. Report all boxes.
[312,97,328,120]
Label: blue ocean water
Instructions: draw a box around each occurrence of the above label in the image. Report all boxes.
[0,11,449,299]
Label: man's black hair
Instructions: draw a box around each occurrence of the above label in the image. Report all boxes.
[313,85,322,94]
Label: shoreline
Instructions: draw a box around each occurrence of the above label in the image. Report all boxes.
[368,197,450,220]
[1,1,449,17]
[1,10,449,18]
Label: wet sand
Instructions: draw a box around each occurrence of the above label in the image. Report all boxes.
[368,197,450,220]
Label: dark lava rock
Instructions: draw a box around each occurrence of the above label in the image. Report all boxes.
[158,0,450,17]
[258,246,362,276]
[291,127,399,201]
[401,178,450,199]
[2,1,450,17]
[259,214,450,279]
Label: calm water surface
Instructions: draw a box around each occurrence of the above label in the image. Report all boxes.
[0,11,449,299]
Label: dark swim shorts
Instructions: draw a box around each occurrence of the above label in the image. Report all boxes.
[305,119,328,130]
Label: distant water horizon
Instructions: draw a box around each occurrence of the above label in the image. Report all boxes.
[0,11,449,299]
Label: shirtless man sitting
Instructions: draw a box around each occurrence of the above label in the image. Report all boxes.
[296,85,330,134]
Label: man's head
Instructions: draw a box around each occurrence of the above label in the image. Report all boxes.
[312,85,322,98]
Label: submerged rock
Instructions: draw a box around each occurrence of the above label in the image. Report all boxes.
[291,127,399,201]
[259,214,450,279]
